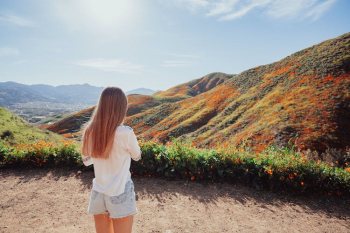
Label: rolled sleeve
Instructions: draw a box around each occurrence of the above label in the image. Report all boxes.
[82,154,93,166]
[128,129,142,161]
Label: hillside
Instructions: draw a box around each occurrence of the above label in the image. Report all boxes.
[126,32,350,152]
[125,73,234,116]
[41,106,95,138]
[153,72,233,98]
[0,107,64,145]
[36,113,70,125]
[41,32,350,152]
[43,73,233,136]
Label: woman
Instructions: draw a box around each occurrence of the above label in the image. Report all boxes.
[81,86,141,233]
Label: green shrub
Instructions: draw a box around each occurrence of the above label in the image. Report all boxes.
[132,140,350,196]
[1,139,349,197]
[0,140,82,168]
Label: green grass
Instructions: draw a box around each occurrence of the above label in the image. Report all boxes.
[36,113,69,125]
[0,107,65,145]
[152,96,188,103]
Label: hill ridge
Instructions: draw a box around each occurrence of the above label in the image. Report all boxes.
[42,72,232,135]
[0,82,104,106]
[127,32,350,152]
[43,32,350,152]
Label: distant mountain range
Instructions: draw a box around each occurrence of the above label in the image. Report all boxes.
[43,32,350,153]
[126,88,156,95]
[0,82,104,106]
[0,82,157,106]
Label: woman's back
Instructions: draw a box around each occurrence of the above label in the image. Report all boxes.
[81,87,140,233]
[91,125,141,196]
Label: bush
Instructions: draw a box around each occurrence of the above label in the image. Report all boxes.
[0,139,81,168]
[131,140,350,196]
[0,139,349,197]
[1,130,14,140]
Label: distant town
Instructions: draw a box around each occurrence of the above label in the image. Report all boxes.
[5,101,92,125]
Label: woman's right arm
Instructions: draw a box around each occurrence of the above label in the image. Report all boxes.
[128,128,142,161]
[82,153,93,166]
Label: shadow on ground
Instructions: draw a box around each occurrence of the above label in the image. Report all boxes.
[1,167,350,225]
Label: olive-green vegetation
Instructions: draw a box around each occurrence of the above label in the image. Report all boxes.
[36,113,69,125]
[0,107,64,145]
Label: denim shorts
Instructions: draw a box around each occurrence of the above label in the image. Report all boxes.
[88,180,137,218]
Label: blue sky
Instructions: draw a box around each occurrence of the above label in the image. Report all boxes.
[0,0,349,92]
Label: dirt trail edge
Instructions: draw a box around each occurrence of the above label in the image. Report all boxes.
[1,168,349,233]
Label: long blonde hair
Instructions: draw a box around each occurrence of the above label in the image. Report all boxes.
[82,87,128,159]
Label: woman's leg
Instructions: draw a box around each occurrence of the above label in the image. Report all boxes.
[111,215,134,233]
[94,213,114,233]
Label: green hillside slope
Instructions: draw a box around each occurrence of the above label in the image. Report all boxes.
[0,107,64,145]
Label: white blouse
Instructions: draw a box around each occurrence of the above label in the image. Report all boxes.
[82,125,141,196]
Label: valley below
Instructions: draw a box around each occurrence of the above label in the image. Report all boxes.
[5,101,92,124]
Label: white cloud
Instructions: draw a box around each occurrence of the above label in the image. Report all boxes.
[219,0,271,21]
[0,47,19,57]
[304,0,336,21]
[266,0,316,18]
[13,60,40,65]
[159,0,208,12]
[175,0,209,8]
[206,0,239,17]
[168,53,200,58]
[0,12,38,27]
[166,0,337,21]
[161,51,200,66]
[71,59,145,75]
[162,60,195,67]
[182,0,209,7]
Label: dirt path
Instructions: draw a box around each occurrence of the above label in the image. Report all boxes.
[0,168,349,233]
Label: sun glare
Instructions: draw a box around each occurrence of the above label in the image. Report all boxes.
[54,0,143,35]
[84,0,134,28]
